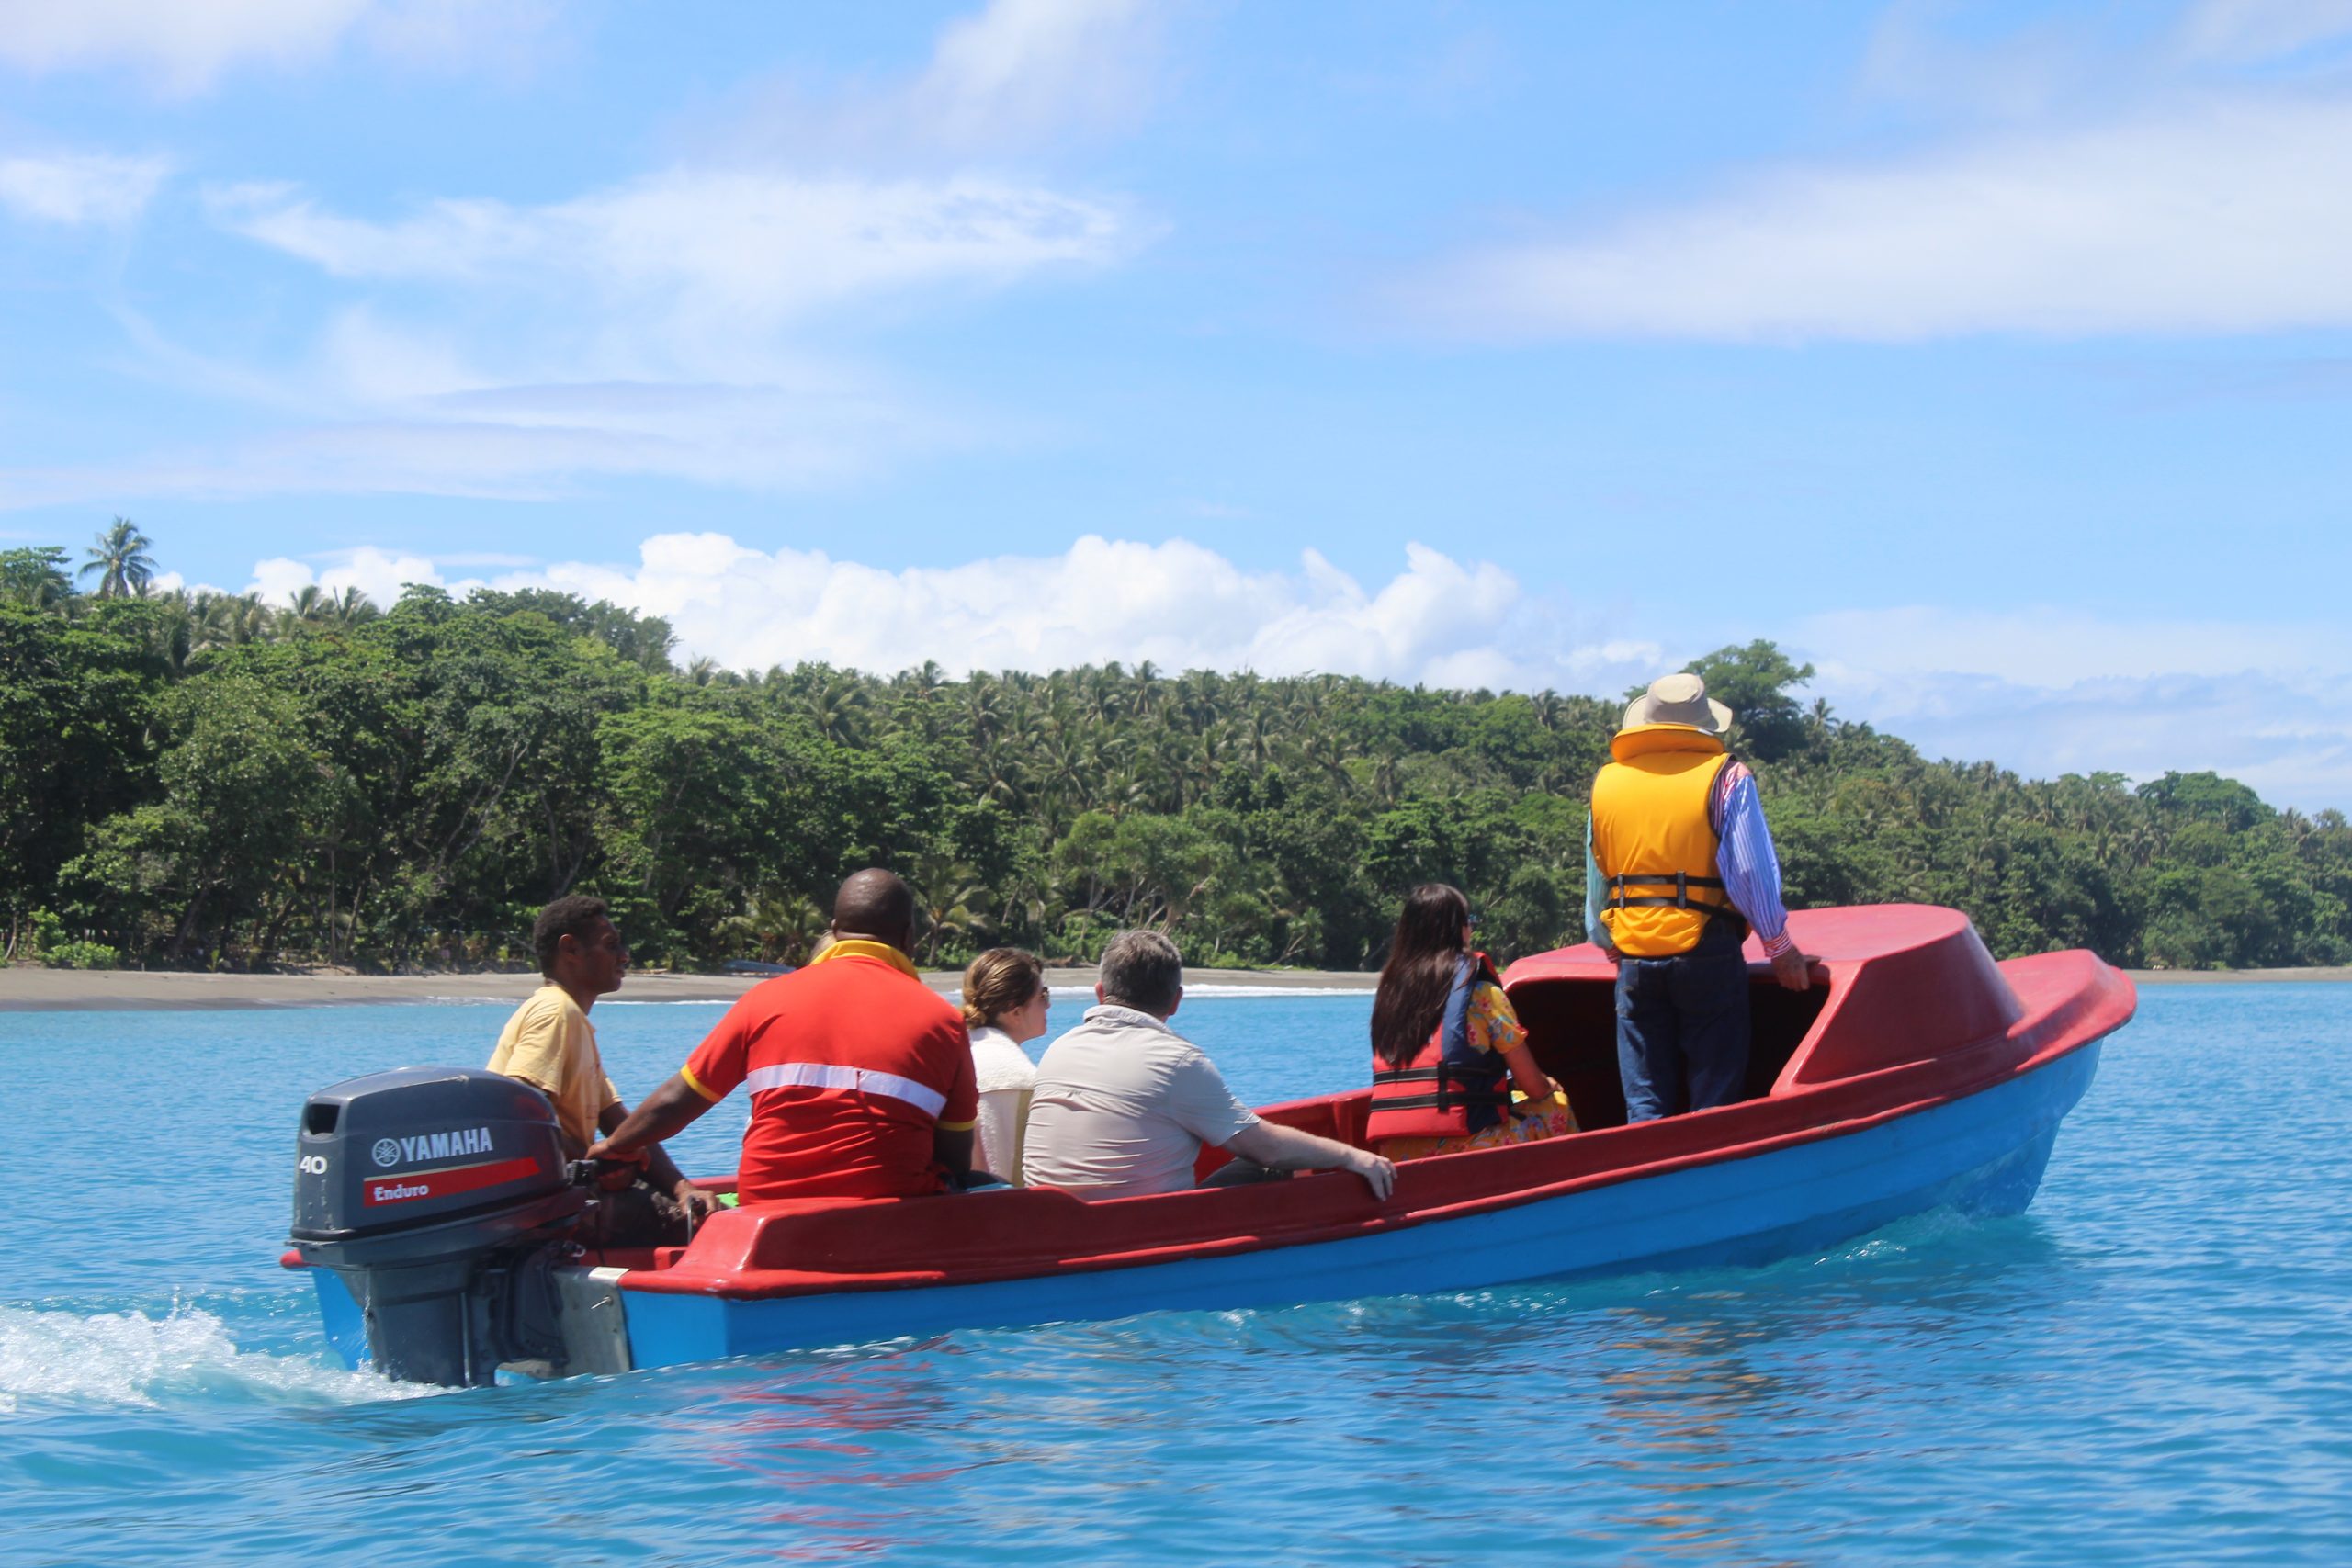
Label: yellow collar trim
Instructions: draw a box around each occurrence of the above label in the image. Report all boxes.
[812,938,921,978]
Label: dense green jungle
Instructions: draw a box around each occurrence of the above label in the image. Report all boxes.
[6,526,2346,975]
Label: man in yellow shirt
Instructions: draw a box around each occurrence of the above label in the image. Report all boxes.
[489,896,715,1247]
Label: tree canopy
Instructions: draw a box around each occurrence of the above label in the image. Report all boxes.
[4,534,2344,973]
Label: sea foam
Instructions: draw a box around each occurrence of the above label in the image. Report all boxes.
[0,1303,428,1413]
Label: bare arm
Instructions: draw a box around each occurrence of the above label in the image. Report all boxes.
[1225,1120,1396,1200]
[588,1073,716,1163]
[1499,1042,1558,1102]
[596,1099,715,1219]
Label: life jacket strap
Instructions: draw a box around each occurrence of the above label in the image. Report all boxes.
[1608,872,1733,913]
[1370,1064,1511,1111]
[1372,1091,1513,1112]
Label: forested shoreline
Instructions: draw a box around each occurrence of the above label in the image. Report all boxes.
[6,526,2347,975]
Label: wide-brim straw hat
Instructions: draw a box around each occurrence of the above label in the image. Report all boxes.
[1618,671,1732,737]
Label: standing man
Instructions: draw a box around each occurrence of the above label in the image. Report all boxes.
[1587,673,1812,1122]
[489,895,714,1245]
[590,870,986,1203]
[1023,930,1396,1200]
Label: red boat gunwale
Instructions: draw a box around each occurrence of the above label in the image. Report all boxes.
[611,906,2135,1302]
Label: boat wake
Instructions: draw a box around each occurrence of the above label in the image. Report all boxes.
[0,1303,431,1414]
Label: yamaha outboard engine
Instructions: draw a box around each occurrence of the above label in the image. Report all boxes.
[290,1067,588,1387]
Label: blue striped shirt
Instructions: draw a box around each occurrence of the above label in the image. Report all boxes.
[1584,761,1794,956]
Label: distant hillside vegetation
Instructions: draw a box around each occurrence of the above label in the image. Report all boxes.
[6,533,2346,973]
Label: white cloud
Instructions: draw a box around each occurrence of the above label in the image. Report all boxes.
[1790,605,2352,809]
[1415,92,2352,342]
[1813,666,2352,814]
[358,0,560,73]
[535,534,1586,691]
[208,171,1134,340]
[1858,3,2113,122]
[0,152,168,227]
[8,0,1159,504]
[2177,0,2352,62]
[0,0,362,91]
[248,546,439,610]
[0,0,556,94]
[718,0,1168,164]
[0,371,957,506]
[248,533,1642,693]
[1793,604,2352,687]
[152,152,1139,498]
[904,0,1162,151]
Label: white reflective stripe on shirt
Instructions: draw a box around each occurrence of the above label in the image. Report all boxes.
[741,1061,948,1118]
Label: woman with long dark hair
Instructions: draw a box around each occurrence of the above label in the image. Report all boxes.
[1364,884,1576,1161]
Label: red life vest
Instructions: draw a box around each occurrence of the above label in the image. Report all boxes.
[1365,953,1511,1143]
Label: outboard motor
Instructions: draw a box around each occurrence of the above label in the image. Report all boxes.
[290,1067,588,1387]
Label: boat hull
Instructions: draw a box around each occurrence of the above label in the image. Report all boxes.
[611,1037,2099,1371]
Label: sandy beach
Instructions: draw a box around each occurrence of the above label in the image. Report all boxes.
[2123,965,2352,985]
[2,961,2340,1011]
[0,964,1380,1011]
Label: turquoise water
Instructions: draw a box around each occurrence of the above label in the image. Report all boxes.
[6,986,2349,1564]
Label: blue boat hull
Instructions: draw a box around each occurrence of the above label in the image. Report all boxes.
[613,1039,2100,1371]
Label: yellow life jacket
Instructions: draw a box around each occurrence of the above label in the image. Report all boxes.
[1590,725,1740,958]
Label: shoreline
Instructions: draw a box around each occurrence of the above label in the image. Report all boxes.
[1,961,2343,1011]
[2122,965,2352,985]
[0,964,1379,1012]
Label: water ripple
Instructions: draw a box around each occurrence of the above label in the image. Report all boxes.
[3,988,2348,1564]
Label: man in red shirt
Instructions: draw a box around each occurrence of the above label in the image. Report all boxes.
[589,870,982,1203]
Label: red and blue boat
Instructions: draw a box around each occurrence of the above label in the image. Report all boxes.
[290,903,2133,1382]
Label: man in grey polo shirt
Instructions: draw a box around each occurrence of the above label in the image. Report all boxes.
[1023,930,1396,1200]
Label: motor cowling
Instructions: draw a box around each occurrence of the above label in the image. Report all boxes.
[291,1066,588,1387]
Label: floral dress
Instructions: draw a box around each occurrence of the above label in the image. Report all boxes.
[1375,981,1578,1161]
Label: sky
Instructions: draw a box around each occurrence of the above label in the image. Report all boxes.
[3,0,2348,809]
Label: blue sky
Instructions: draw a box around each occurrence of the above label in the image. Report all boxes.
[3,0,2348,807]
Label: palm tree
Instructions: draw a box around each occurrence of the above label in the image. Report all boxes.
[911,856,989,964]
[193,591,273,652]
[147,590,197,675]
[0,545,74,608]
[80,517,156,599]
[721,893,828,964]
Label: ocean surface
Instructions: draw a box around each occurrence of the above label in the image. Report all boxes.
[6,985,2348,1565]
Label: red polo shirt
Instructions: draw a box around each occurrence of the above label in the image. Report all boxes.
[682,941,978,1203]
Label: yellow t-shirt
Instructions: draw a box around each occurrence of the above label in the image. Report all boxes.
[488,984,623,1153]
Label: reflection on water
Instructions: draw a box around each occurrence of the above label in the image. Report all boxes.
[1586,1304,1807,1561]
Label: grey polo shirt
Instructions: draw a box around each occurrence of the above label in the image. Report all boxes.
[1021,1003,1261,1197]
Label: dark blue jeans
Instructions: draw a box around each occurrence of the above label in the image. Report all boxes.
[1614,928,1750,1122]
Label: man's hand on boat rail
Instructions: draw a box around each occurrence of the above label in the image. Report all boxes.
[1770,948,1816,992]
[673,1180,719,1224]
[1348,1150,1398,1201]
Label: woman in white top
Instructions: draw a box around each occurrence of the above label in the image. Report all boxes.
[960,947,1049,1184]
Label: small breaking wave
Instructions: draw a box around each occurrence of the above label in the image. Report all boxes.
[0,1303,431,1414]
[1179,985,1374,998]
